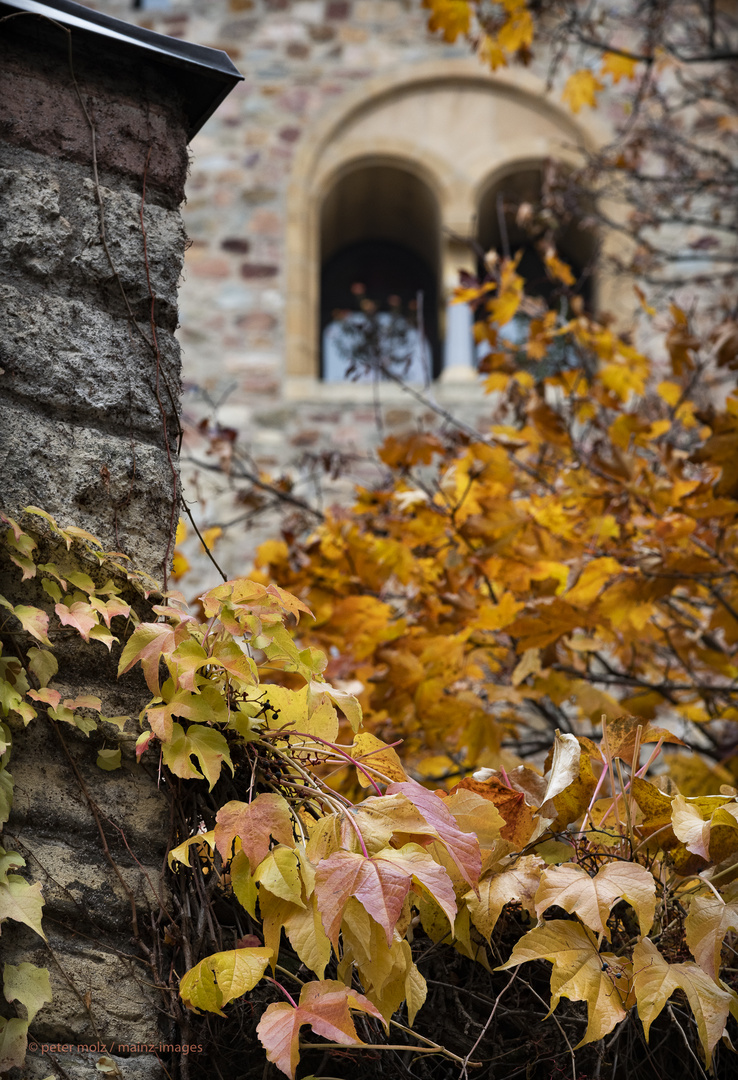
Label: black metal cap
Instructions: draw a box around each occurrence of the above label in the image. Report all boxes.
[0,0,244,138]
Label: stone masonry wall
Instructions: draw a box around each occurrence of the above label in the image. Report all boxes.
[0,11,191,1078]
[77,0,503,593]
[0,11,187,581]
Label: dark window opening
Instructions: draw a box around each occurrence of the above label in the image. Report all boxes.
[319,163,441,382]
[320,240,439,382]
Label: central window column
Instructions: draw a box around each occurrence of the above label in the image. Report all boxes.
[441,235,478,381]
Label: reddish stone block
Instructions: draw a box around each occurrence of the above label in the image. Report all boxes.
[221,238,252,254]
[326,0,351,18]
[240,263,279,279]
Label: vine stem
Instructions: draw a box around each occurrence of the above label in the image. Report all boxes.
[288,730,383,795]
[264,976,298,1008]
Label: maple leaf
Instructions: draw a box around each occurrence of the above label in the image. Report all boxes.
[423,0,471,43]
[3,962,52,1023]
[685,889,738,980]
[633,938,735,1066]
[562,70,604,113]
[256,980,384,1080]
[465,855,544,941]
[314,843,456,947]
[215,793,295,870]
[535,861,656,939]
[497,920,630,1046]
[601,51,639,82]
[180,948,272,1015]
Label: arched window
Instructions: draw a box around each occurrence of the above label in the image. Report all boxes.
[475,165,597,370]
[319,163,441,382]
[477,165,597,308]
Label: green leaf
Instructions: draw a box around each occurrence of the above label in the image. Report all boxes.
[3,962,52,1022]
[179,948,272,1015]
[96,749,121,772]
[0,1017,28,1072]
[161,723,233,790]
[230,850,258,918]
[0,769,13,828]
[0,876,46,940]
[11,606,51,646]
[27,648,58,689]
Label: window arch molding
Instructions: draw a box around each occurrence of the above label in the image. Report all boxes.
[284,57,607,387]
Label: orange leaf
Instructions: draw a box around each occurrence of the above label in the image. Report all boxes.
[256,980,384,1079]
[214,794,295,871]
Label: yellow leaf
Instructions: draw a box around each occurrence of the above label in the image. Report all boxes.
[544,250,575,286]
[466,855,544,941]
[562,70,604,113]
[423,0,471,42]
[171,551,191,581]
[351,731,408,787]
[685,889,738,980]
[497,6,533,53]
[175,518,187,545]
[671,794,733,861]
[180,948,272,1015]
[254,846,305,907]
[511,647,541,687]
[601,51,638,82]
[633,938,735,1067]
[497,920,630,1046]
[479,33,507,70]
[657,380,682,407]
[535,861,656,939]
[202,526,222,549]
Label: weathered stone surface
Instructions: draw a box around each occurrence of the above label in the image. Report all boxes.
[0,402,177,580]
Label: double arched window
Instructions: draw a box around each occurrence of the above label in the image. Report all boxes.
[284,60,614,389]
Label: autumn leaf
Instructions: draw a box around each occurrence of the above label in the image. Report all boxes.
[161,722,233,790]
[180,948,272,1015]
[451,774,536,847]
[497,920,630,1046]
[215,794,295,870]
[602,715,684,767]
[535,861,656,938]
[671,793,735,861]
[562,70,604,112]
[601,51,639,82]
[256,979,384,1080]
[351,731,407,786]
[0,876,46,940]
[2,962,52,1023]
[423,0,471,43]
[633,938,735,1066]
[685,889,738,980]
[314,843,456,947]
[386,778,481,886]
[465,855,544,941]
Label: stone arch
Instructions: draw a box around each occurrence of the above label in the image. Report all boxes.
[284,58,605,383]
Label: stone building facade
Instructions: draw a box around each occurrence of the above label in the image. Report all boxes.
[78,0,625,590]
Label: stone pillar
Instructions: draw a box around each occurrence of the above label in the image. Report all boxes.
[0,5,240,1078]
[440,236,478,381]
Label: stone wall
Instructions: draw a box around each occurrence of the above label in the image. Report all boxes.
[0,10,192,1078]
[0,9,187,581]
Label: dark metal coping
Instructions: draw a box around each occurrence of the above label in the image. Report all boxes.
[0,0,244,138]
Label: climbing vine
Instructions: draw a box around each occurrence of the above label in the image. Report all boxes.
[3,505,738,1077]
